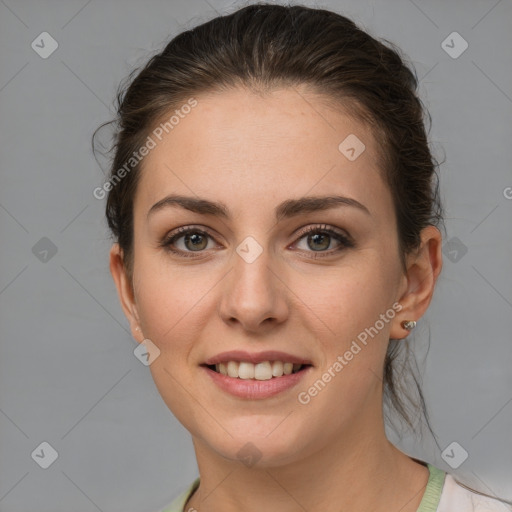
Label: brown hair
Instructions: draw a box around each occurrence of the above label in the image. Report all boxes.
[94,2,444,438]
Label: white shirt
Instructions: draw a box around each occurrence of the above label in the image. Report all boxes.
[437,473,512,512]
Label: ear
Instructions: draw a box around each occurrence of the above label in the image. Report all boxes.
[390,226,443,340]
[109,243,144,343]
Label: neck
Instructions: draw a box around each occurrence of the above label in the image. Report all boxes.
[184,413,429,512]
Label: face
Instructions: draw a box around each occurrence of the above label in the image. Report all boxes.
[111,86,431,467]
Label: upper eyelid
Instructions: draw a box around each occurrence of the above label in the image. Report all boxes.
[166,225,219,242]
[294,224,351,240]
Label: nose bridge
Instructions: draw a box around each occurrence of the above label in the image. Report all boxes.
[235,241,271,293]
[219,235,287,329]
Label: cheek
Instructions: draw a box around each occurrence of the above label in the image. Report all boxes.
[294,254,397,341]
[134,250,208,332]
[132,261,217,432]
[291,254,399,410]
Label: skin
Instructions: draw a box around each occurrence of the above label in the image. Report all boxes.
[110,86,443,512]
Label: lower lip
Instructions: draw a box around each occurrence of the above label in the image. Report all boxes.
[202,365,312,400]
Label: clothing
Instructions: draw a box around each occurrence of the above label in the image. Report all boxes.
[159,462,512,512]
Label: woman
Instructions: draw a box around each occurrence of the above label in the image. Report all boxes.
[100,3,511,511]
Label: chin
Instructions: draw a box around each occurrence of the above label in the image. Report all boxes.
[197,420,311,469]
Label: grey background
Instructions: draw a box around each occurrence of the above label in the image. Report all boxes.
[0,0,511,510]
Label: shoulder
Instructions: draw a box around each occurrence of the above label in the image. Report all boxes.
[438,473,512,512]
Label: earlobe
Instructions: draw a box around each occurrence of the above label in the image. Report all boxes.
[390,226,443,340]
[109,243,142,341]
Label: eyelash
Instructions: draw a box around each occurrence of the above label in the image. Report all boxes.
[160,224,354,259]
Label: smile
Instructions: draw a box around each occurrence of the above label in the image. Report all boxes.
[207,360,309,380]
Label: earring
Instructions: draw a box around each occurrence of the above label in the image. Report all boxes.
[401,320,416,331]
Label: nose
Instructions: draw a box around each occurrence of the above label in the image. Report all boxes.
[218,243,289,333]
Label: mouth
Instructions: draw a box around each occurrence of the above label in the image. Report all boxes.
[202,361,312,380]
[200,350,313,398]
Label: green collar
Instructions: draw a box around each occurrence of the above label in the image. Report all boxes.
[416,463,446,512]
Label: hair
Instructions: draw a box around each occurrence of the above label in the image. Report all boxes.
[94,2,445,439]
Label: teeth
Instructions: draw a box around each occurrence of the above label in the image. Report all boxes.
[213,361,304,380]
[272,361,283,377]
[283,362,293,375]
[227,361,238,378]
[254,361,272,380]
[238,362,255,379]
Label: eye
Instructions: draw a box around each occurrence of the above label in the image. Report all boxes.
[160,226,218,257]
[292,224,354,258]
[160,223,354,259]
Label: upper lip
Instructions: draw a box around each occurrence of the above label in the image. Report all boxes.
[203,350,312,366]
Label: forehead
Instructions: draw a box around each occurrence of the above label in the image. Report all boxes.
[134,86,390,219]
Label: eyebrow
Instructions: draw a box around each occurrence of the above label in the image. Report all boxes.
[147,194,371,221]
